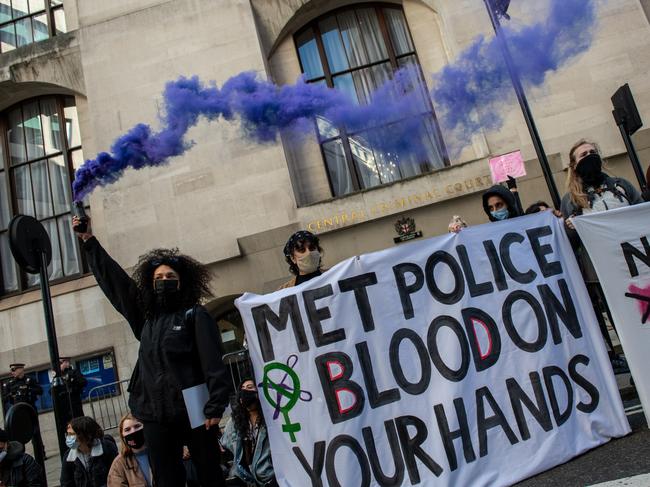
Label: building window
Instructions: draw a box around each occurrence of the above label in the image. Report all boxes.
[0,95,86,296]
[0,0,66,54]
[295,5,448,197]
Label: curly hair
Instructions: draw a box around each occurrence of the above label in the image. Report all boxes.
[131,247,213,319]
[69,416,103,448]
[231,378,264,440]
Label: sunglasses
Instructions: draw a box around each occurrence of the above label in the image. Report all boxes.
[293,241,318,253]
[10,367,17,372]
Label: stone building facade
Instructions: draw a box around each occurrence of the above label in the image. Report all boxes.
[1,0,649,453]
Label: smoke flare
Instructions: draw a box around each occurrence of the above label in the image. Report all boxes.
[72,0,596,201]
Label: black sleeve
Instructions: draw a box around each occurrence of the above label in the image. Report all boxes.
[103,437,119,469]
[59,458,75,487]
[82,237,146,340]
[71,370,87,393]
[29,378,43,397]
[22,453,44,487]
[194,307,230,419]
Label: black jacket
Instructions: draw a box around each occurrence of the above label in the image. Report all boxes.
[60,436,118,487]
[0,441,43,487]
[83,237,230,423]
[482,184,522,221]
[2,376,43,407]
[51,367,87,423]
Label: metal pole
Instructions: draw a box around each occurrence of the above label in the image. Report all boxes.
[38,251,67,458]
[616,121,648,192]
[483,0,562,209]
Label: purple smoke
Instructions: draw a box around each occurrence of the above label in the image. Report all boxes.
[72,0,596,200]
[433,0,596,153]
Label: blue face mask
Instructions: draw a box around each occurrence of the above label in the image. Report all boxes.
[490,208,510,221]
[66,434,78,449]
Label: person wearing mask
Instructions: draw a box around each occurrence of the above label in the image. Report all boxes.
[108,413,151,487]
[0,427,43,487]
[72,216,229,487]
[278,231,324,289]
[482,184,522,222]
[221,379,276,487]
[60,417,118,487]
[561,138,643,373]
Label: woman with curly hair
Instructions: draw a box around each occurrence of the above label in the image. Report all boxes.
[277,230,324,289]
[72,217,229,487]
[221,379,276,487]
[60,417,118,487]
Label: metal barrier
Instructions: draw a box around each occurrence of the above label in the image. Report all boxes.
[87,379,130,432]
[222,349,253,395]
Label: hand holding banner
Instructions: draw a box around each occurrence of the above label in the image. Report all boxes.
[237,212,629,487]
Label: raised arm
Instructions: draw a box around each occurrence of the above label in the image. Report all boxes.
[74,217,146,339]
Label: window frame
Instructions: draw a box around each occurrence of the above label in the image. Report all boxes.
[0,94,88,297]
[0,0,66,54]
[293,2,449,198]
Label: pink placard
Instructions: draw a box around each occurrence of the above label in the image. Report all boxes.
[489,150,526,183]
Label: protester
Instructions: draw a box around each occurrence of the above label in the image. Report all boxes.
[447,215,467,234]
[278,231,324,289]
[2,363,42,409]
[524,201,563,217]
[108,413,151,487]
[0,427,43,487]
[52,357,87,433]
[482,184,522,221]
[221,379,276,487]
[561,138,643,373]
[73,216,229,487]
[60,417,118,487]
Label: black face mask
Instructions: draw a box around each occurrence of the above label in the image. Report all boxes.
[239,389,259,409]
[154,279,179,295]
[576,153,604,186]
[124,428,145,450]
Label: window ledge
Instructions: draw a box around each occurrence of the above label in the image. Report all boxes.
[0,274,97,312]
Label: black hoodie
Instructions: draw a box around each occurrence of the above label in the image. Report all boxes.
[482,185,521,221]
[0,441,43,487]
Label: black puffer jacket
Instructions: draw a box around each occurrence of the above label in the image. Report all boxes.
[482,184,522,221]
[0,441,43,487]
[83,237,230,423]
[60,436,118,487]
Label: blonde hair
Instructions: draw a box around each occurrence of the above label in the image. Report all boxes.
[118,413,141,457]
[566,138,601,209]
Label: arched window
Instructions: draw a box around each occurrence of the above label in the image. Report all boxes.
[0,0,67,53]
[294,4,448,197]
[0,95,85,295]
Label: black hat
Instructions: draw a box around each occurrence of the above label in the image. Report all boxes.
[283,231,319,258]
[0,428,7,442]
[9,363,25,369]
[59,357,71,361]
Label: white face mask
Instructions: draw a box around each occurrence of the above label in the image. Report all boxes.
[0,450,7,463]
[296,250,321,274]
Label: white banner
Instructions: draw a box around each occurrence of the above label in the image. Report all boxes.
[236,212,629,487]
[572,202,650,425]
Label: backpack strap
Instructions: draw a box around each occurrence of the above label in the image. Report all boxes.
[184,305,198,331]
